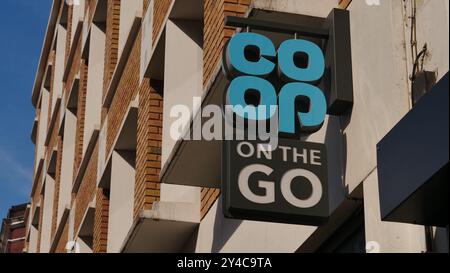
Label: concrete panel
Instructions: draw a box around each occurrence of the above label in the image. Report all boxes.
[84,24,105,154]
[162,19,203,167]
[35,89,49,174]
[140,0,153,82]
[52,25,67,115]
[253,0,338,18]
[119,0,143,57]
[68,208,75,245]
[364,170,427,253]
[78,237,93,253]
[40,175,55,253]
[71,0,85,44]
[58,110,77,225]
[28,225,39,253]
[107,151,135,253]
[404,0,449,82]
[121,202,200,253]
[343,0,410,194]
[161,19,203,205]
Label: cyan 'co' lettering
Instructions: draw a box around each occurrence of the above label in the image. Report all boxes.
[223,32,327,134]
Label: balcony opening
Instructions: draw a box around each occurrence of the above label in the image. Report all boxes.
[77,205,95,253]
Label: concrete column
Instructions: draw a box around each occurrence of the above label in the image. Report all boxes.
[28,225,39,253]
[35,89,49,174]
[84,23,105,154]
[160,19,203,205]
[107,150,135,253]
[71,0,85,44]
[58,109,77,225]
[119,0,143,57]
[52,25,67,114]
[40,175,55,253]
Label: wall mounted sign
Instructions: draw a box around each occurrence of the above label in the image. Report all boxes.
[222,139,328,225]
[221,9,353,226]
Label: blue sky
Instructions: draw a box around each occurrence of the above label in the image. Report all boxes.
[0,0,52,218]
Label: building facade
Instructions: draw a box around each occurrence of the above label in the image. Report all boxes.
[26,0,449,253]
[1,203,29,253]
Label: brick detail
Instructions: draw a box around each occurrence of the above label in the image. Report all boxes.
[47,51,56,129]
[135,79,163,218]
[85,0,98,24]
[105,31,141,157]
[64,30,83,106]
[93,188,109,253]
[201,188,221,219]
[45,109,61,169]
[30,164,44,253]
[153,0,172,46]
[74,143,98,234]
[51,136,64,239]
[103,0,121,101]
[55,220,69,253]
[36,196,44,253]
[203,0,249,87]
[65,5,74,66]
[338,0,352,9]
[201,0,250,219]
[73,60,88,179]
[143,0,151,12]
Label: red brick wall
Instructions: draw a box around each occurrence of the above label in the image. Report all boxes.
[93,188,109,253]
[153,0,172,46]
[338,0,351,9]
[103,0,121,102]
[201,0,250,219]
[74,144,98,234]
[55,221,69,253]
[65,5,74,65]
[51,137,64,239]
[9,226,26,239]
[64,35,83,106]
[105,33,141,157]
[36,196,44,253]
[8,241,25,253]
[6,223,27,253]
[86,0,98,24]
[47,51,56,128]
[133,0,167,220]
[46,128,58,166]
[73,60,88,178]
[135,79,163,218]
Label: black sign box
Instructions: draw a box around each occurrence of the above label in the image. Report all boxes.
[222,138,329,226]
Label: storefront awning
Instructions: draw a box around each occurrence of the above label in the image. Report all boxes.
[377,72,449,227]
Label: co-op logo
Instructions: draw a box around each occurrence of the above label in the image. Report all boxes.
[222,31,330,225]
[223,32,327,134]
